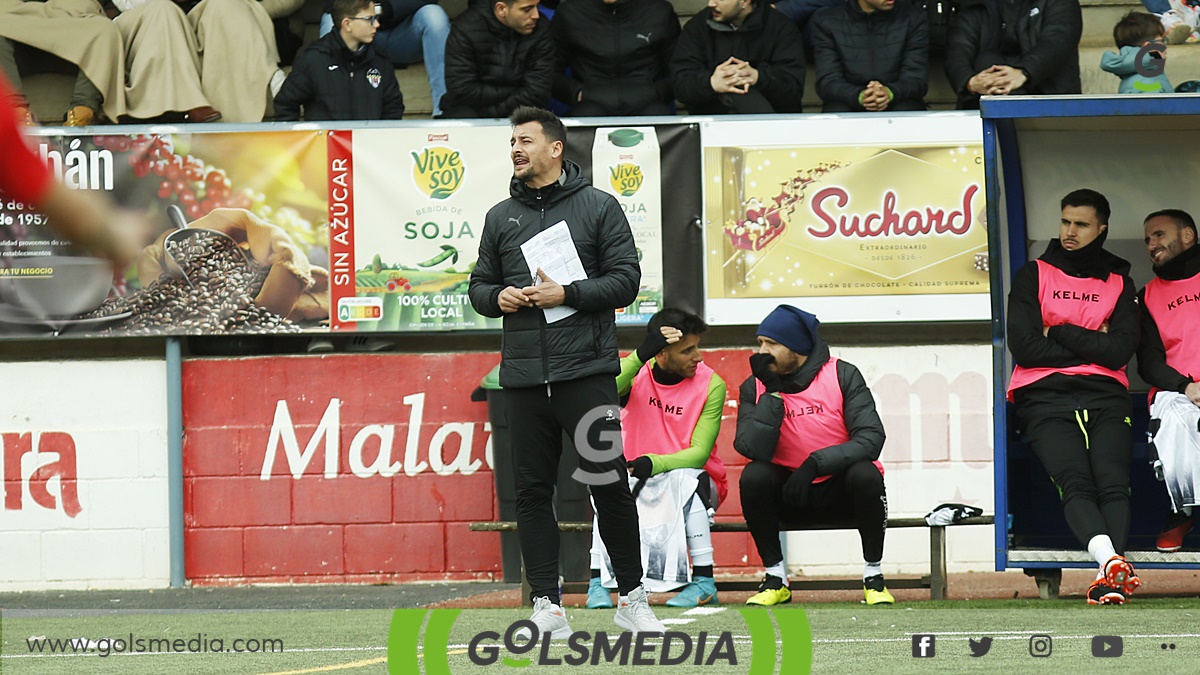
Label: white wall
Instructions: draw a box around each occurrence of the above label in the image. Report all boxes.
[0,360,169,590]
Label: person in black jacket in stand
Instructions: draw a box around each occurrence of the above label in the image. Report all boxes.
[810,0,928,112]
[1006,189,1141,605]
[273,0,405,120]
[671,0,807,114]
[944,0,1082,109]
[440,0,554,118]
[550,0,680,116]
[468,107,665,637]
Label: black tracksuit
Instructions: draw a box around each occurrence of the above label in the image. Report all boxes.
[440,3,554,118]
[1007,237,1138,551]
[273,31,405,121]
[550,0,681,116]
[671,4,807,114]
[810,0,929,112]
[944,0,1082,109]
[468,161,643,601]
[734,335,888,567]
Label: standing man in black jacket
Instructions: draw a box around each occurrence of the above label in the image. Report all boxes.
[468,107,664,636]
[1006,189,1141,605]
[944,0,1082,109]
[273,0,405,121]
[734,305,893,607]
[550,0,680,116]
[439,0,553,118]
[671,0,807,114]
[811,0,928,112]
[1138,210,1200,552]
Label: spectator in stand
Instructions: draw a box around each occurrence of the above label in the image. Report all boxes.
[944,0,1082,109]
[0,0,126,125]
[1,74,145,267]
[550,0,680,116]
[773,0,840,60]
[671,0,807,114]
[318,0,449,117]
[1100,11,1174,94]
[274,0,405,121]
[811,0,928,112]
[439,0,553,118]
[111,0,300,123]
[1137,209,1200,553]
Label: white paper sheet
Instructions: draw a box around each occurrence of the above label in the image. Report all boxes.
[520,220,587,323]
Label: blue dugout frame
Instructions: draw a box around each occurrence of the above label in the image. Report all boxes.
[982,94,1200,572]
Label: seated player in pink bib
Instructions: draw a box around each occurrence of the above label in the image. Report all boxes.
[735,304,891,606]
[1007,188,1140,605]
[586,309,728,609]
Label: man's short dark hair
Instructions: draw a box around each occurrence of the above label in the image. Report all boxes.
[648,308,708,339]
[332,0,373,27]
[509,106,566,146]
[1145,208,1199,237]
[1113,11,1163,48]
[1061,189,1111,225]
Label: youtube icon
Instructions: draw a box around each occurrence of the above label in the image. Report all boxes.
[1092,636,1124,657]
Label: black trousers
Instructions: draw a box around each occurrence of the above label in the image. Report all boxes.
[740,459,887,569]
[507,374,643,601]
[1019,404,1133,552]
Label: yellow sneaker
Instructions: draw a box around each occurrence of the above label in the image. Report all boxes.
[745,575,791,606]
[864,574,895,605]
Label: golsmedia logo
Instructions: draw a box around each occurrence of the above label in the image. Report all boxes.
[387,608,811,673]
[412,146,464,200]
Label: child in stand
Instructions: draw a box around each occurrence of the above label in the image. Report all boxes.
[1101,12,1174,93]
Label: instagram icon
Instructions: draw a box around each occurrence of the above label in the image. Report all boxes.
[1029,635,1053,657]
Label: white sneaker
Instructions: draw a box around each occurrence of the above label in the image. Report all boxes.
[515,596,572,641]
[614,586,665,634]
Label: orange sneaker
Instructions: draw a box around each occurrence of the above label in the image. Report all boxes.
[1102,555,1141,596]
[1086,579,1125,605]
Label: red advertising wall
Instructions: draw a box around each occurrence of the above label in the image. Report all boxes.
[182,351,759,584]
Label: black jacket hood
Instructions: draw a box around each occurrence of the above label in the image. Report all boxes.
[1039,232,1131,279]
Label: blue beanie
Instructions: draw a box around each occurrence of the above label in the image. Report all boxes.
[756,305,819,356]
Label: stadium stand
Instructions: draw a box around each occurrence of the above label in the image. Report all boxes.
[18,0,1200,121]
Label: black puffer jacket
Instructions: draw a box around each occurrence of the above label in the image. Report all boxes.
[468,160,641,389]
[273,31,406,121]
[1138,244,1200,393]
[1007,237,1138,415]
[671,5,807,114]
[550,0,680,114]
[733,334,885,474]
[944,0,1082,109]
[810,0,928,111]
[440,4,554,117]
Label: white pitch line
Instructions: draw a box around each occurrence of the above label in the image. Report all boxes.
[817,634,1200,644]
[660,618,696,625]
[682,607,727,616]
[3,647,386,660]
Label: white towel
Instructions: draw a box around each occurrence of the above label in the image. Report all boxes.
[1150,392,1200,511]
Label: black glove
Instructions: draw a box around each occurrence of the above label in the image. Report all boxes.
[782,457,818,508]
[636,329,671,363]
[627,456,653,480]
[749,353,785,393]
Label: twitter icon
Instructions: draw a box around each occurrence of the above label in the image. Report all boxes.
[969,637,993,657]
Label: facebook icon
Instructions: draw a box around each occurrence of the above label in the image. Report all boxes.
[912,635,936,658]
